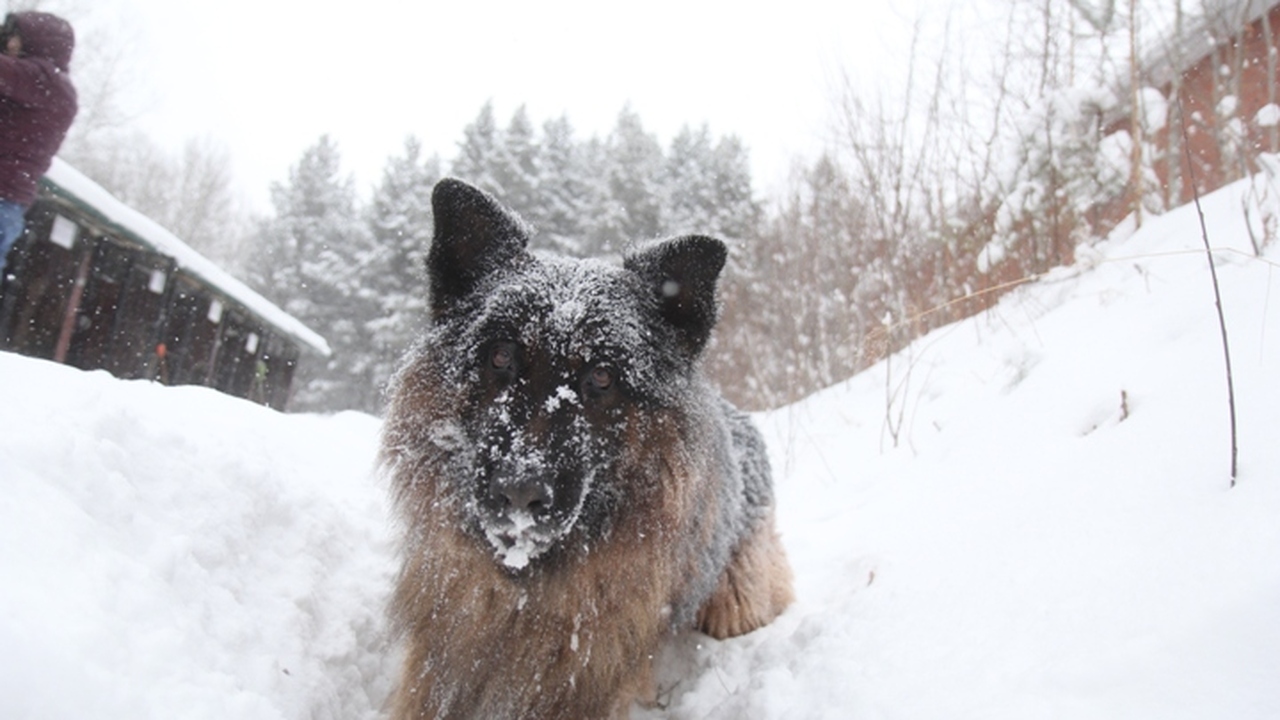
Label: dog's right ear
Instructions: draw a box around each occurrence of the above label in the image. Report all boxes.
[624,235,727,357]
[427,178,529,316]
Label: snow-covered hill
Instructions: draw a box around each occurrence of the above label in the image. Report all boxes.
[646,175,1280,718]
[2,173,1279,719]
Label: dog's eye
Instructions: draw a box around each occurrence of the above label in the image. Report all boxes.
[489,343,516,372]
[586,366,614,392]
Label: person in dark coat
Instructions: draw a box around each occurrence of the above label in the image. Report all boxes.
[0,11,76,274]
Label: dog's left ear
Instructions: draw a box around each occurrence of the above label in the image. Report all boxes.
[624,235,727,356]
[427,178,529,317]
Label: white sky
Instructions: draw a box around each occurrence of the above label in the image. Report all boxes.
[90,0,940,212]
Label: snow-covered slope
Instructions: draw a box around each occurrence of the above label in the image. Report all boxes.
[646,175,1280,718]
[2,173,1278,718]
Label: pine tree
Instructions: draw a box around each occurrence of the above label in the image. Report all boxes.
[246,135,380,413]
[604,107,665,248]
[532,115,593,256]
[665,124,717,236]
[366,136,442,399]
[577,135,627,256]
[711,154,870,409]
[492,105,541,223]
[664,125,762,241]
[707,134,762,241]
[452,100,502,192]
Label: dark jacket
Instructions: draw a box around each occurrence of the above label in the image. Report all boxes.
[0,12,76,207]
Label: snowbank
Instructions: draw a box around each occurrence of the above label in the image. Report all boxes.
[0,358,394,719]
[1,172,1279,718]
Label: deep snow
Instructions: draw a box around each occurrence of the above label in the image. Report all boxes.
[2,172,1279,718]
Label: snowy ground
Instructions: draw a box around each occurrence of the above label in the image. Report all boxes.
[0,365,395,719]
[2,173,1279,718]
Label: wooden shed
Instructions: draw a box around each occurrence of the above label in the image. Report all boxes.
[0,158,330,410]
[1098,0,1280,228]
[1146,0,1280,205]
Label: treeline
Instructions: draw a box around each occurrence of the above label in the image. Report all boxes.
[76,2,1280,415]
[245,94,1077,415]
[242,104,763,413]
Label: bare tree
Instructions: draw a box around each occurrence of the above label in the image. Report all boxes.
[60,132,250,269]
[1127,0,1146,226]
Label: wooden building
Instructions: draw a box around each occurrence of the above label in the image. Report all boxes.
[1151,0,1280,205]
[1104,0,1280,222]
[0,158,330,410]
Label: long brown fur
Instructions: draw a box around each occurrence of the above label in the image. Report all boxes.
[384,372,791,718]
[696,509,795,641]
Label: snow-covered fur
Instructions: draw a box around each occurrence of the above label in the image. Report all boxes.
[380,178,793,719]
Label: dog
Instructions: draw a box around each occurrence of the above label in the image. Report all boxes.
[380,178,793,719]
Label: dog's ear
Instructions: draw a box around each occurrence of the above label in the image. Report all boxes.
[427,178,529,316]
[624,235,727,356]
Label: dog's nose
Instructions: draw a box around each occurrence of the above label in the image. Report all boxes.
[493,479,553,515]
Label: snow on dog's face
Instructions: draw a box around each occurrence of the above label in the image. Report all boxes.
[422,179,726,572]
[463,259,643,570]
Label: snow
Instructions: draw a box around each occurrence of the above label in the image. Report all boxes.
[1217,94,1240,119]
[974,235,1007,274]
[0,360,393,718]
[3,172,1280,717]
[487,509,540,571]
[1098,130,1134,181]
[1256,103,1280,128]
[543,384,580,413]
[1139,86,1168,132]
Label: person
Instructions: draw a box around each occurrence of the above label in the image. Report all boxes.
[0,11,76,275]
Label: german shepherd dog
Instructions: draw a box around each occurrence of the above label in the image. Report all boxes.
[381,179,793,719]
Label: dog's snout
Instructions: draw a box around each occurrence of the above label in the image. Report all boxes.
[492,478,553,514]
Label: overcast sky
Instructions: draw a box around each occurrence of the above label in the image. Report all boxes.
[73,0,947,211]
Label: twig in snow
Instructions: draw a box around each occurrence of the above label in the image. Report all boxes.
[1177,99,1240,487]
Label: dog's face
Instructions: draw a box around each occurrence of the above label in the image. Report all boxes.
[419,179,727,571]
[462,259,650,570]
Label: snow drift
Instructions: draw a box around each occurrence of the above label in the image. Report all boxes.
[0,362,395,719]
[2,172,1279,718]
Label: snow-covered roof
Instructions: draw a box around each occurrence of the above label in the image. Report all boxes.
[1143,0,1279,89]
[41,158,331,357]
